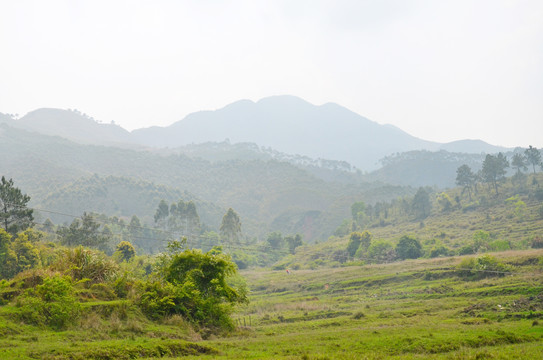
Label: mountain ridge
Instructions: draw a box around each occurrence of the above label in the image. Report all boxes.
[2,95,510,170]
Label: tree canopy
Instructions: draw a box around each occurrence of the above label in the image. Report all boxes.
[481,153,509,195]
[0,176,34,235]
[524,146,541,174]
[220,208,242,244]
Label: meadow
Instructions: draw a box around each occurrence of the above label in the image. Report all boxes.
[1,249,541,359]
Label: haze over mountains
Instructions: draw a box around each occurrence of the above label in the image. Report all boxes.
[1,95,508,171]
[0,95,524,243]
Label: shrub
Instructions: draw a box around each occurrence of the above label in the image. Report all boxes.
[456,255,513,280]
[489,240,511,252]
[396,235,422,260]
[531,236,543,249]
[138,246,248,331]
[367,241,396,263]
[429,245,451,258]
[16,275,80,329]
[52,246,118,284]
[458,245,475,256]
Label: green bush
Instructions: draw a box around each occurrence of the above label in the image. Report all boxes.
[136,245,248,331]
[489,240,511,252]
[429,245,451,258]
[16,275,80,329]
[367,241,396,263]
[396,235,422,260]
[456,255,513,280]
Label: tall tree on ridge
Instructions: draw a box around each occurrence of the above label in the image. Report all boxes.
[524,146,542,174]
[0,176,34,235]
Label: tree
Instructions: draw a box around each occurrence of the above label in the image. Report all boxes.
[220,208,242,244]
[511,153,527,174]
[266,231,284,250]
[455,165,476,201]
[184,201,201,240]
[346,231,372,257]
[115,241,136,262]
[57,213,109,250]
[0,228,18,279]
[437,192,453,212]
[0,176,34,235]
[285,234,303,254]
[154,200,169,229]
[524,145,542,174]
[367,240,396,263]
[396,235,422,260]
[128,215,142,243]
[481,153,509,195]
[350,201,366,228]
[411,187,431,219]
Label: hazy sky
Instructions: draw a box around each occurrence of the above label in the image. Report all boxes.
[1,0,542,147]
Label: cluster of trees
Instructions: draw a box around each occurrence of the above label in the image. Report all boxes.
[346,231,423,263]
[456,147,542,198]
[344,228,532,265]
[348,187,432,231]
[0,177,247,333]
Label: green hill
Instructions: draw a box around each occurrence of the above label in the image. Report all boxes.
[0,124,413,242]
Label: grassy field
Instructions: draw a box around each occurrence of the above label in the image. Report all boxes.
[1,249,541,359]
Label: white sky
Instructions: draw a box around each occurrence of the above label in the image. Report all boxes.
[1,0,542,147]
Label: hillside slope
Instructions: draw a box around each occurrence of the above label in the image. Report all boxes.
[132,95,441,170]
[0,124,412,241]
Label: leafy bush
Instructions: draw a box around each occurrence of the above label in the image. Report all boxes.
[137,245,248,331]
[367,241,396,263]
[531,236,543,249]
[488,239,511,252]
[429,245,451,258]
[16,275,80,329]
[456,255,513,280]
[458,244,475,256]
[395,235,422,260]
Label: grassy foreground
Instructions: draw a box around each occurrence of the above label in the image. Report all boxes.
[1,250,542,359]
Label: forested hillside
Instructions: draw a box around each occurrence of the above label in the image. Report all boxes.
[0,124,412,243]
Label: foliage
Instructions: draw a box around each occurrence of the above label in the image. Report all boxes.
[0,228,18,279]
[366,240,396,263]
[0,176,34,235]
[437,192,453,212]
[395,235,422,260]
[511,153,527,174]
[428,244,452,258]
[481,153,509,195]
[266,232,284,250]
[220,208,242,244]
[52,246,119,284]
[57,213,110,251]
[140,243,247,330]
[346,231,371,257]
[524,145,542,174]
[505,195,527,221]
[16,274,80,329]
[115,241,136,262]
[350,201,366,227]
[456,164,477,201]
[411,187,431,219]
[285,234,303,254]
[456,254,513,279]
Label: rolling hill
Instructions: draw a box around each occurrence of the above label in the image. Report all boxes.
[3,96,509,172]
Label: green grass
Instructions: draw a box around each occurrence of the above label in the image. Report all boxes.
[1,250,542,359]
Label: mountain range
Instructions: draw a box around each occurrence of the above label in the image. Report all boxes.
[1,95,508,171]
